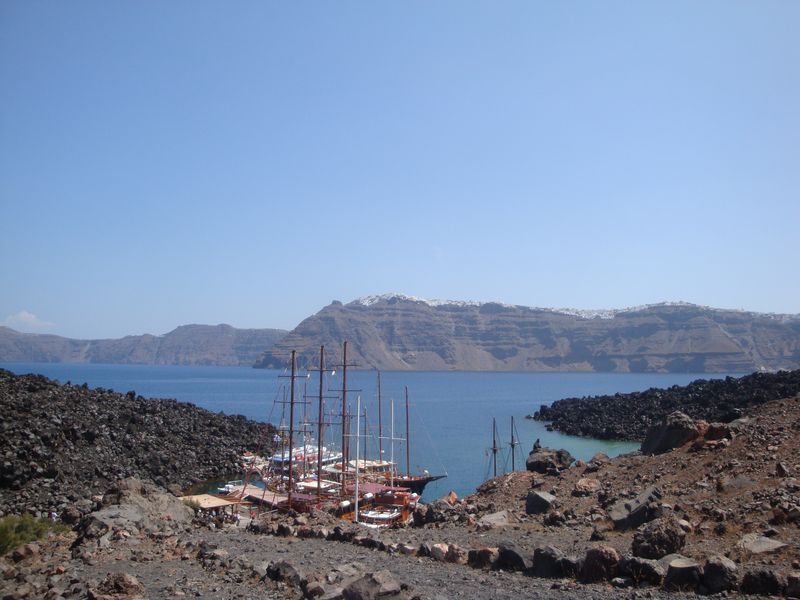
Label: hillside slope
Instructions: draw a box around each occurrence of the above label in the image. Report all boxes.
[255,294,800,373]
[0,368,275,517]
[532,369,800,440]
[0,324,287,366]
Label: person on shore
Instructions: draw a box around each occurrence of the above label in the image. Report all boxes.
[49,510,57,522]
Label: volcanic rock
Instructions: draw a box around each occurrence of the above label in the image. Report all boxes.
[631,516,686,559]
[531,545,566,578]
[641,411,699,455]
[741,569,785,596]
[533,370,800,440]
[619,556,664,586]
[787,572,800,598]
[91,572,146,598]
[736,533,788,555]
[342,570,405,600]
[475,510,512,530]
[0,370,274,517]
[526,447,574,474]
[467,547,500,570]
[525,491,556,515]
[572,478,601,496]
[581,545,619,582]
[663,557,703,591]
[608,486,661,530]
[497,543,533,572]
[702,555,739,594]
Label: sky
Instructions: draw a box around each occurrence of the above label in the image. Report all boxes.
[1,1,799,339]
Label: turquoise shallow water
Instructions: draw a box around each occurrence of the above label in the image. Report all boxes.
[1,362,742,500]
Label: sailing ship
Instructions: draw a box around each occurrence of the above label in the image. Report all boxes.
[221,342,446,526]
[487,415,523,477]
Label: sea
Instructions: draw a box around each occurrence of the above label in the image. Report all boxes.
[0,362,743,501]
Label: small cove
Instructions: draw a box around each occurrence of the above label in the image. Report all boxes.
[1,362,741,500]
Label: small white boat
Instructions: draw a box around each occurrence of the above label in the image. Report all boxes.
[216,480,244,494]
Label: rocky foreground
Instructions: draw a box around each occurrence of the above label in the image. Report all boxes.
[3,371,800,598]
[532,369,800,440]
[0,369,273,519]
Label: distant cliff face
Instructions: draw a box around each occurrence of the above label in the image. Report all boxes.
[254,295,800,373]
[0,324,287,366]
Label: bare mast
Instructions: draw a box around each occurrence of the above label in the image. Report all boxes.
[492,418,496,477]
[377,372,383,462]
[405,386,410,479]
[341,341,348,470]
[287,350,297,507]
[317,346,325,503]
[354,395,361,523]
[510,416,520,472]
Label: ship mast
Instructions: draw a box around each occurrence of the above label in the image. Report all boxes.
[492,417,499,477]
[377,372,383,462]
[405,386,411,479]
[317,346,325,502]
[287,351,297,507]
[362,407,368,464]
[341,341,348,469]
[510,416,520,472]
[354,395,361,523]
[390,399,395,487]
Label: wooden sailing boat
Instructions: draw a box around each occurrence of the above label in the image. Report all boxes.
[374,386,447,496]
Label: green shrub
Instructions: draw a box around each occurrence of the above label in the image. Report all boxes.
[182,498,201,511]
[0,514,66,555]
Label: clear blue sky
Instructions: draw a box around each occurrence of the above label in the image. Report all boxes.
[2,1,798,339]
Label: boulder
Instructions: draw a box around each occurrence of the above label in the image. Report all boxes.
[741,569,785,596]
[398,544,416,556]
[75,478,192,549]
[525,491,556,515]
[476,510,512,530]
[531,546,566,578]
[429,543,448,562]
[445,544,468,565]
[557,555,583,578]
[342,570,404,600]
[786,572,800,599]
[497,543,533,572]
[619,556,664,586]
[581,545,619,582]
[641,411,699,455]
[526,447,574,474]
[705,422,732,440]
[10,542,40,563]
[423,499,454,524]
[267,560,307,588]
[702,555,738,594]
[632,516,686,559]
[468,547,499,570]
[92,573,146,598]
[572,478,601,497]
[736,533,788,555]
[663,557,702,591]
[608,487,661,530]
[657,553,687,571]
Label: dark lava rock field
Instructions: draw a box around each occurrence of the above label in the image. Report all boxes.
[0,369,274,518]
[532,369,800,440]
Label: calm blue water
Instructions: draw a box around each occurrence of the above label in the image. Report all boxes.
[0,362,742,500]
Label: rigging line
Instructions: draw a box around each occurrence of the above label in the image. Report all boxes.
[414,400,448,476]
[499,447,511,473]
